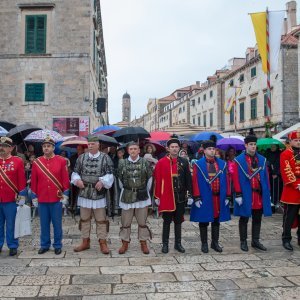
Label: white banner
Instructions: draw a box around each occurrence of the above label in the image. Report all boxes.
[269,11,285,73]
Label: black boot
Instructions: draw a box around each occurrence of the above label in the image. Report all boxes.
[211,222,222,252]
[162,222,170,254]
[174,223,185,253]
[199,224,208,253]
[239,218,248,252]
[251,218,267,251]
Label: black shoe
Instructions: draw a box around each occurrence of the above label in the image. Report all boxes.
[9,248,17,256]
[174,243,185,253]
[251,240,267,251]
[298,239,300,246]
[201,242,209,253]
[38,248,49,255]
[54,248,62,255]
[211,241,222,253]
[0,247,2,253]
[162,243,169,254]
[282,241,293,251]
[240,241,249,252]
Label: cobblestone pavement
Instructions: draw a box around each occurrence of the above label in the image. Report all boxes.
[0,212,300,299]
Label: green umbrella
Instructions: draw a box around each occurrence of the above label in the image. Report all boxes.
[257,138,285,150]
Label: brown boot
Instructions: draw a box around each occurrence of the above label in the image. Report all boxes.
[74,238,90,252]
[99,239,110,254]
[118,240,129,254]
[140,240,150,254]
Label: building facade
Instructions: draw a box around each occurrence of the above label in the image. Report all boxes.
[0,0,108,135]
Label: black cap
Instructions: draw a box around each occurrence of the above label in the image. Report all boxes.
[203,140,216,149]
[244,135,257,144]
[167,138,180,147]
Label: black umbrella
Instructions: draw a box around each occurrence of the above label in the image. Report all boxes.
[7,123,42,145]
[113,126,150,143]
[90,133,119,147]
[0,121,16,131]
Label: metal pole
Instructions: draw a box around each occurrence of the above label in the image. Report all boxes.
[234,88,237,133]
[266,7,271,121]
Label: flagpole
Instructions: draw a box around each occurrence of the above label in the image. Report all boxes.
[266,7,271,121]
[234,88,237,133]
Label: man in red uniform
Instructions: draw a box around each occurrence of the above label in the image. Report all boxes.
[31,137,69,255]
[0,137,26,256]
[280,130,300,251]
[154,137,192,254]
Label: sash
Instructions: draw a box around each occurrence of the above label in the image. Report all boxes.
[195,161,226,185]
[0,166,18,194]
[35,158,63,198]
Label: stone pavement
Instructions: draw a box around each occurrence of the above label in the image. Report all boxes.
[0,212,300,299]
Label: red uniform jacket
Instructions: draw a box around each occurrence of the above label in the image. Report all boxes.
[0,156,26,203]
[31,155,70,203]
[280,148,300,205]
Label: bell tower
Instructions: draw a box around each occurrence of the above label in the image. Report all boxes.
[122,92,131,122]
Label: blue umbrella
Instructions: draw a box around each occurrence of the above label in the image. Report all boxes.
[190,131,223,142]
[93,125,120,133]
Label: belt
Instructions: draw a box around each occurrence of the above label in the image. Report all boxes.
[252,188,261,194]
[212,192,220,196]
[124,187,143,192]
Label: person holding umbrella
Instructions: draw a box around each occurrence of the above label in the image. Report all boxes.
[0,137,27,256]
[232,135,272,252]
[280,130,300,251]
[154,136,192,254]
[71,136,114,254]
[30,137,70,255]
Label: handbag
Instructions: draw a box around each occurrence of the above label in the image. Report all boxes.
[14,204,32,238]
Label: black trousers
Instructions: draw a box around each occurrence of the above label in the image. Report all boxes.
[199,217,220,228]
[282,204,300,242]
[239,209,263,241]
[162,201,185,225]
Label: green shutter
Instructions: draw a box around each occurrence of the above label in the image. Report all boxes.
[25,15,46,54]
[25,84,45,102]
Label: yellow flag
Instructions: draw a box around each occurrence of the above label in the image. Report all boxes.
[250,12,267,73]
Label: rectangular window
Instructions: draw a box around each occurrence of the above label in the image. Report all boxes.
[250,97,257,119]
[210,90,213,98]
[25,83,45,102]
[210,112,213,127]
[203,94,206,101]
[251,67,256,78]
[198,116,201,126]
[239,74,244,83]
[192,117,195,125]
[25,15,47,54]
[264,93,271,116]
[203,114,206,127]
[240,102,245,122]
[198,97,200,104]
[230,106,234,124]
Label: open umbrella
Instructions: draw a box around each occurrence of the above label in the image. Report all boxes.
[0,121,16,131]
[93,125,120,135]
[257,138,285,151]
[140,140,166,155]
[24,129,63,143]
[190,131,223,142]
[7,124,42,145]
[91,133,119,147]
[217,138,245,151]
[60,136,88,152]
[0,126,8,136]
[113,126,150,143]
[149,131,171,141]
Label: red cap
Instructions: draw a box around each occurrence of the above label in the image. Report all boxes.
[288,129,300,140]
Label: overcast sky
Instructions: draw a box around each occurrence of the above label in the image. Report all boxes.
[101,0,298,124]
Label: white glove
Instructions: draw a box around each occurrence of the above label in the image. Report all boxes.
[187,198,194,205]
[32,198,38,208]
[60,195,69,206]
[194,199,202,208]
[17,196,25,206]
[225,199,230,206]
[235,197,243,206]
[155,199,160,206]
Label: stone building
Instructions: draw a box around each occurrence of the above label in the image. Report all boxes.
[0,0,108,135]
[122,92,131,122]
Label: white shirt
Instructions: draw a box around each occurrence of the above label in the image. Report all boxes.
[119,155,152,210]
[71,151,114,209]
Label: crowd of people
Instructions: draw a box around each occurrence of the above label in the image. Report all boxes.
[0,130,299,257]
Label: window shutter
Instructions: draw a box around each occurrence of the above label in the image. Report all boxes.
[25,84,45,102]
[25,16,35,53]
[36,16,46,53]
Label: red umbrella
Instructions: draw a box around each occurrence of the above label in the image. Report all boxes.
[140,140,166,155]
[150,131,171,141]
